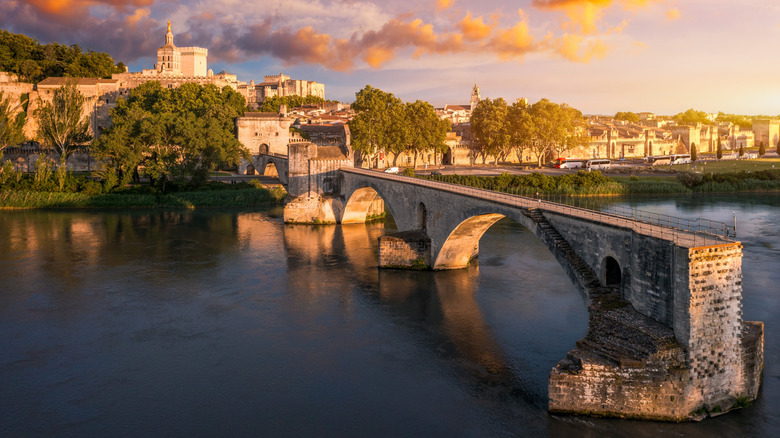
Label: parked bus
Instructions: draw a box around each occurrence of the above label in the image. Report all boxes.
[645,154,691,166]
[584,159,611,170]
[553,158,584,169]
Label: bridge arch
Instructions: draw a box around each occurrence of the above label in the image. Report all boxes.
[341,186,396,225]
[434,213,505,270]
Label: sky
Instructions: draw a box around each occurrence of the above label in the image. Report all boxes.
[2,0,780,115]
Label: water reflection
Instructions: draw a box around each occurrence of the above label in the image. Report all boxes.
[0,194,777,437]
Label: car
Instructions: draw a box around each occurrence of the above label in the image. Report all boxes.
[384,167,400,173]
[430,170,442,176]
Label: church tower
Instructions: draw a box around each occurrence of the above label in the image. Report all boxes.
[470,84,480,111]
[156,21,181,75]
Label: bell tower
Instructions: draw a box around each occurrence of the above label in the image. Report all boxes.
[470,84,480,111]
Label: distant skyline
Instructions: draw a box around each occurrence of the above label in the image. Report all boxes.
[2,1,780,115]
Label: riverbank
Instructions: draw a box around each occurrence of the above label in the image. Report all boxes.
[0,186,287,209]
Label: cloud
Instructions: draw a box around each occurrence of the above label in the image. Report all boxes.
[532,0,662,34]
[437,0,455,10]
[666,8,680,21]
[457,12,495,41]
[0,0,660,74]
[554,33,609,62]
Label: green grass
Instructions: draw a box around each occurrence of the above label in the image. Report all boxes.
[0,186,286,209]
[670,157,780,173]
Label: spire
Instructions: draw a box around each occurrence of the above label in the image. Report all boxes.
[165,20,174,45]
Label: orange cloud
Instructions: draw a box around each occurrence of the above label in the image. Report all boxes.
[666,8,680,21]
[458,12,495,41]
[437,0,456,10]
[555,33,609,62]
[26,0,152,15]
[532,0,662,34]
[491,21,535,59]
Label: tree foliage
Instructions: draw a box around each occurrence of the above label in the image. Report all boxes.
[758,141,766,157]
[36,81,92,162]
[715,112,752,129]
[259,94,326,113]
[690,143,697,162]
[0,30,125,83]
[348,86,449,168]
[348,85,402,167]
[717,139,723,160]
[471,98,510,164]
[674,108,710,126]
[614,111,639,123]
[92,82,247,190]
[0,90,25,148]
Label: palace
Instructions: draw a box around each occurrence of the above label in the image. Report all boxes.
[111,21,324,107]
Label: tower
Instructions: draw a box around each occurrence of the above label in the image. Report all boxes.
[470,84,480,111]
[156,20,181,74]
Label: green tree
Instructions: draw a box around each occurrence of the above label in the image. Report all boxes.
[401,100,450,167]
[470,97,509,165]
[614,111,639,123]
[36,81,92,165]
[738,144,745,158]
[758,141,766,157]
[1,90,25,149]
[1,30,125,83]
[674,108,710,126]
[93,82,247,190]
[690,143,697,162]
[527,98,589,167]
[716,139,723,160]
[507,98,534,163]
[260,95,326,113]
[348,85,402,168]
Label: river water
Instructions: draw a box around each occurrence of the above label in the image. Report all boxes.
[1,193,778,437]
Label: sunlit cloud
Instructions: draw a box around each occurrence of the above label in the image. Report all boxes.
[0,0,671,72]
[532,0,662,35]
[666,8,680,21]
[437,0,456,10]
[554,33,609,62]
[458,12,495,41]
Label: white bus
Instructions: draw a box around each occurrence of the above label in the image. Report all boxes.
[553,158,585,169]
[584,159,611,170]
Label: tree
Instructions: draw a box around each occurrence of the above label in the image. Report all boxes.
[348,85,402,168]
[470,97,509,165]
[36,81,92,164]
[777,138,780,156]
[507,99,534,163]
[674,108,710,126]
[0,90,25,149]
[401,100,450,167]
[690,143,697,162]
[758,141,766,157]
[93,82,247,190]
[614,111,639,123]
[716,139,723,160]
[738,144,745,158]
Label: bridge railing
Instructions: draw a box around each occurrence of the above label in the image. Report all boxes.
[341,168,735,248]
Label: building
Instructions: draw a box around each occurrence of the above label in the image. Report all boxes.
[752,119,780,149]
[237,74,325,109]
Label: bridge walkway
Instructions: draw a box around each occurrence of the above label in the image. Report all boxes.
[341,168,734,248]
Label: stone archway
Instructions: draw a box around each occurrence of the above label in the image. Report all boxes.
[602,256,621,287]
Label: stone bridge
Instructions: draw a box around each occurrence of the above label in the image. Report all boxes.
[329,167,763,422]
[246,153,289,186]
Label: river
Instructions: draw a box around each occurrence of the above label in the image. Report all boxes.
[0,193,778,437]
